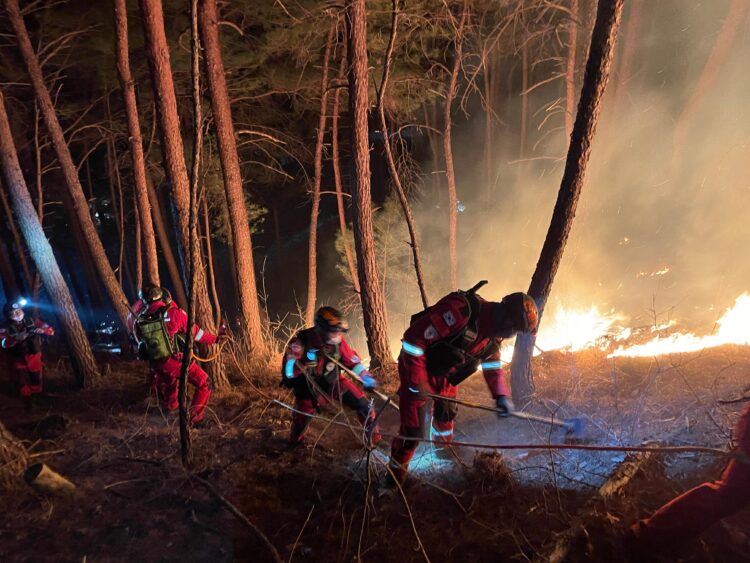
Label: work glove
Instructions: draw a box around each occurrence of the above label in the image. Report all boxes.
[495,395,513,418]
[359,372,378,390]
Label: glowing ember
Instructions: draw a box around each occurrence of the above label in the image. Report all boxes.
[636,265,671,278]
[609,293,750,358]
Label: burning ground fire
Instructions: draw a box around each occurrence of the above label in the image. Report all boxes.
[498,293,750,361]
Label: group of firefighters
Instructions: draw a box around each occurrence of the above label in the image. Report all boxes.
[1,281,748,554]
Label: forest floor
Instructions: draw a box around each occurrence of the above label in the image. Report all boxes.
[0,344,749,562]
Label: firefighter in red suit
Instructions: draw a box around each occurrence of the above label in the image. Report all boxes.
[388,281,539,484]
[134,285,223,425]
[627,400,750,552]
[281,306,381,445]
[1,300,55,398]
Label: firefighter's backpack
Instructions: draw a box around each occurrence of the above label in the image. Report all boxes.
[135,307,173,361]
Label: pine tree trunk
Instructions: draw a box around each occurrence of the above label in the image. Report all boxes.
[443,0,468,292]
[610,0,642,116]
[331,47,360,295]
[0,237,20,298]
[0,419,27,490]
[304,21,335,325]
[202,198,221,326]
[0,90,101,387]
[198,0,266,358]
[146,175,187,308]
[139,0,227,387]
[345,0,392,370]
[565,0,579,144]
[4,0,130,329]
[482,48,496,203]
[133,193,143,288]
[520,40,529,160]
[0,183,33,291]
[114,0,160,288]
[377,0,429,309]
[511,0,624,405]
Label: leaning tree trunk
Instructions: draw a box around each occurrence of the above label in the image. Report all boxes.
[139,0,227,387]
[565,0,579,143]
[443,0,468,292]
[304,21,335,325]
[114,0,160,288]
[511,0,624,405]
[345,0,392,370]
[377,0,429,308]
[198,0,266,357]
[0,90,101,387]
[331,44,360,295]
[0,419,27,490]
[4,0,130,329]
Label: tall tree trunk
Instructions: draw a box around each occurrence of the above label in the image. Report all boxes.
[114,0,160,288]
[673,0,750,161]
[304,21,335,325]
[202,198,221,326]
[106,138,125,286]
[377,0,429,308]
[0,419,27,491]
[198,0,266,357]
[139,0,226,386]
[133,191,143,288]
[345,0,392,370]
[0,182,32,291]
[565,0,579,143]
[0,89,101,387]
[443,0,468,292]
[511,0,624,405]
[610,0,642,116]
[482,47,497,203]
[519,39,529,160]
[0,237,20,299]
[4,0,130,328]
[331,45,360,295]
[146,176,187,308]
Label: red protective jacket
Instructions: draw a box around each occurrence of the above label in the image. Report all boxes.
[399,292,509,397]
[1,318,55,356]
[282,328,370,383]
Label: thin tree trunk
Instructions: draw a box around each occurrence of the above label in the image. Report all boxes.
[565,0,579,143]
[0,89,101,387]
[610,0,642,116]
[5,0,130,328]
[202,198,221,326]
[114,0,160,287]
[482,47,496,202]
[0,237,20,299]
[106,138,125,286]
[32,101,43,300]
[377,0,429,308]
[0,182,33,291]
[345,0,392,370]
[331,45,360,295]
[199,0,266,357]
[304,22,335,325]
[134,191,143,288]
[511,0,624,405]
[146,175,187,308]
[673,0,750,159]
[0,419,27,490]
[443,0,468,292]
[520,39,529,160]
[139,0,226,386]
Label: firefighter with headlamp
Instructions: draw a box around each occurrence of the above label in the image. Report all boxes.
[388,281,538,484]
[133,285,225,426]
[1,299,55,399]
[280,306,381,445]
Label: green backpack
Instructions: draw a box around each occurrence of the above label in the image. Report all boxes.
[135,306,174,361]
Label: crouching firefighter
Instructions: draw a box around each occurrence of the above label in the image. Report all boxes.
[133,285,224,425]
[388,281,539,484]
[1,300,55,399]
[281,306,382,446]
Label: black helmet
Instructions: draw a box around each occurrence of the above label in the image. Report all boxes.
[314,306,349,333]
[500,292,539,334]
[138,285,164,304]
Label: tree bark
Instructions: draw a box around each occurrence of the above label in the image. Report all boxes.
[198,0,266,357]
[0,236,20,299]
[202,198,221,326]
[565,0,579,143]
[443,0,468,292]
[331,45,360,295]
[520,39,529,160]
[304,21,335,325]
[377,0,429,309]
[4,0,130,328]
[139,0,226,386]
[0,419,27,491]
[511,0,624,405]
[345,0,392,370]
[133,191,143,288]
[0,182,32,291]
[0,89,101,387]
[114,0,160,288]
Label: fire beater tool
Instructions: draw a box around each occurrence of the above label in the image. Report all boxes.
[323,353,400,411]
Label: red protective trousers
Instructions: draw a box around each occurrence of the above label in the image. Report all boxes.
[12,352,43,398]
[632,404,750,546]
[151,356,211,423]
